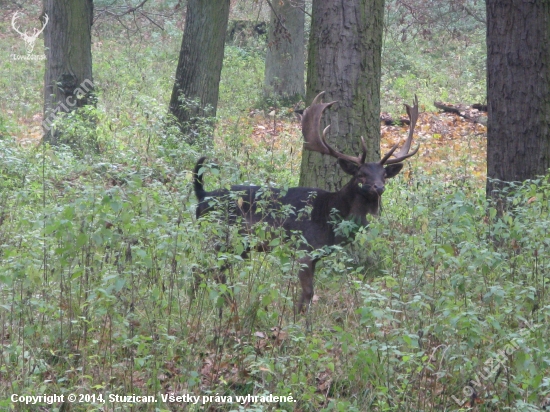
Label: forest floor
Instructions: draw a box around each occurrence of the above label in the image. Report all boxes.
[244,108,487,184]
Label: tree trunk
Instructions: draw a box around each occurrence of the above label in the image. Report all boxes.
[169,0,230,139]
[264,0,305,102]
[486,0,550,201]
[42,0,94,145]
[299,0,385,191]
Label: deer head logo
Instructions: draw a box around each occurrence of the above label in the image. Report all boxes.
[11,12,49,55]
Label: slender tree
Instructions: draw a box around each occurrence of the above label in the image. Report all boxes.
[264,0,305,102]
[42,0,94,145]
[169,0,230,138]
[299,0,385,190]
[486,1,550,201]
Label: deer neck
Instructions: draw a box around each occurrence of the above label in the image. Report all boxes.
[333,180,380,223]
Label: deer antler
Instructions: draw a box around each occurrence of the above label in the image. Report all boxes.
[379,95,420,165]
[11,12,25,37]
[11,12,49,54]
[301,91,368,165]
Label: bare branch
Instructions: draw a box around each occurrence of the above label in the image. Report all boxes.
[288,0,311,18]
[459,4,486,25]
[138,10,163,31]
[93,0,172,32]
[265,0,290,35]
[98,0,150,18]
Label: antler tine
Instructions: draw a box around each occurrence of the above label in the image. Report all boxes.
[380,95,421,165]
[301,91,364,165]
[11,12,25,36]
[378,141,399,165]
[300,92,337,156]
[393,94,418,158]
[311,91,326,105]
[359,136,368,164]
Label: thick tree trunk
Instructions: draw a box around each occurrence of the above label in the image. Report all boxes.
[169,0,230,139]
[299,0,385,191]
[42,0,94,144]
[486,1,550,200]
[264,0,305,102]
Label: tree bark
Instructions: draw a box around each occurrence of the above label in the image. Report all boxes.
[299,0,385,191]
[169,0,230,139]
[42,0,94,144]
[486,0,550,200]
[264,0,305,102]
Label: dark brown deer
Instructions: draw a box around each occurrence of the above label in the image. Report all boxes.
[194,92,419,312]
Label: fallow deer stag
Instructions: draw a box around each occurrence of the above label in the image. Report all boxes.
[194,92,419,312]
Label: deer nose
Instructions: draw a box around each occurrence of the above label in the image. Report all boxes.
[374,184,385,195]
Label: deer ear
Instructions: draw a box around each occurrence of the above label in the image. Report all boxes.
[338,158,359,175]
[384,163,404,178]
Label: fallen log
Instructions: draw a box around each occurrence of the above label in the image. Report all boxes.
[434,101,487,125]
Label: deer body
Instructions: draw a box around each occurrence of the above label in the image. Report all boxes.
[194,92,419,312]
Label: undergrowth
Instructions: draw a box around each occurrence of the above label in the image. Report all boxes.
[1,131,549,411]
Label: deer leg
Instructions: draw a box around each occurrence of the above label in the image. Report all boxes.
[297,257,317,313]
[216,249,251,317]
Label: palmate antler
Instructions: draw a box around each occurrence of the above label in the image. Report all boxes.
[379,95,420,165]
[300,92,420,165]
[300,92,368,165]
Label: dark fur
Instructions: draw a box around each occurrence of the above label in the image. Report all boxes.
[194,157,404,312]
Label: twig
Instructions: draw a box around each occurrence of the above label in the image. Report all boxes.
[114,0,149,17]
[265,0,289,34]
[289,0,311,18]
[138,10,163,31]
[94,0,149,22]
[93,0,170,32]
[460,4,485,25]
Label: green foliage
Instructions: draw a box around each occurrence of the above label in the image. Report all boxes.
[2,131,549,409]
[382,0,486,114]
[46,106,101,157]
[219,45,266,114]
[171,94,217,149]
[0,112,9,139]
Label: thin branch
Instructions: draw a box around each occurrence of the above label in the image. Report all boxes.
[111,0,149,18]
[460,4,486,25]
[265,0,289,34]
[289,0,311,18]
[93,0,149,23]
[93,0,170,31]
[138,10,163,31]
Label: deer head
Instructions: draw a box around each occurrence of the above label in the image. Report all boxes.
[299,92,419,213]
[12,12,49,54]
